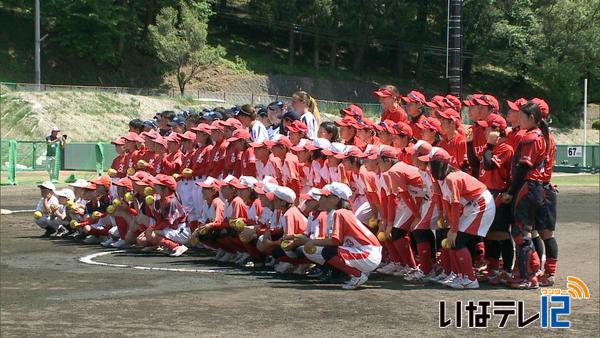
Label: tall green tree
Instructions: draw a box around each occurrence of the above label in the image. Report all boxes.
[148,1,224,95]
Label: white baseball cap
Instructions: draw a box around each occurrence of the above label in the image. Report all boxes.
[310,137,331,151]
[274,186,296,204]
[37,181,56,192]
[238,176,259,189]
[51,126,60,132]
[302,187,322,201]
[69,179,89,188]
[317,182,353,201]
[55,188,75,200]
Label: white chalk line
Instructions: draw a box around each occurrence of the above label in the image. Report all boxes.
[1,208,36,215]
[79,250,233,273]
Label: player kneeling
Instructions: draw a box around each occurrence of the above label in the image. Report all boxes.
[146,174,190,257]
[303,183,382,290]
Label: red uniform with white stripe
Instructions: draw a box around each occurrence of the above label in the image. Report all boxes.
[255,155,282,182]
[439,170,495,236]
[479,142,514,191]
[206,140,229,179]
[280,152,301,196]
[330,209,382,272]
[383,161,424,230]
[439,133,467,168]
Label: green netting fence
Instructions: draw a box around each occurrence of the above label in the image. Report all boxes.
[0,139,597,185]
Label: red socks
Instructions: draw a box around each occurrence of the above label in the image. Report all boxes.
[453,247,476,281]
[115,217,128,240]
[383,240,402,264]
[392,236,417,269]
[544,258,557,276]
[158,236,179,250]
[416,242,433,274]
[327,256,361,277]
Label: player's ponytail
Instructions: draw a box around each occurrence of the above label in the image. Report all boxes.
[308,96,321,125]
[522,101,550,156]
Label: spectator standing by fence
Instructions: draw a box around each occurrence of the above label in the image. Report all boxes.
[46,127,66,180]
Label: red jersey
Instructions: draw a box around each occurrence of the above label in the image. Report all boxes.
[517,129,547,182]
[191,145,212,177]
[396,145,414,165]
[439,170,488,232]
[305,210,328,239]
[233,148,257,178]
[541,133,555,183]
[506,126,526,152]
[125,149,140,172]
[206,140,229,178]
[136,150,158,172]
[478,142,514,191]
[381,106,408,123]
[255,155,282,182]
[439,133,467,168]
[224,143,241,176]
[408,114,426,140]
[110,154,127,178]
[471,124,487,159]
[215,196,247,230]
[331,209,380,247]
[152,194,187,230]
[280,206,307,236]
[160,150,182,175]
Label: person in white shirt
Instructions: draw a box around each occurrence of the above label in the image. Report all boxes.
[291,91,320,140]
[237,104,268,143]
[267,101,285,140]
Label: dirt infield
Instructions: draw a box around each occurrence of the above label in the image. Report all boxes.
[1,186,598,337]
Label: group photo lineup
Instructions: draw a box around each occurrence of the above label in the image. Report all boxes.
[1,0,598,336]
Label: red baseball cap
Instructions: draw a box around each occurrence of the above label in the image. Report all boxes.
[179,131,197,142]
[113,177,133,191]
[402,90,426,104]
[413,140,433,157]
[530,98,550,119]
[123,132,144,143]
[129,170,150,182]
[443,95,461,111]
[225,118,243,130]
[418,147,452,163]
[463,93,483,107]
[425,95,445,108]
[264,135,292,149]
[137,175,160,187]
[392,121,413,138]
[372,87,395,98]
[418,116,442,133]
[475,94,499,110]
[196,176,221,189]
[369,146,397,160]
[227,128,251,143]
[141,130,159,140]
[375,120,395,134]
[154,174,177,191]
[340,104,364,120]
[290,138,311,152]
[335,116,359,128]
[249,141,268,148]
[191,123,212,134]
[334,146,367,159]
[151,136,168,149]
[206,121,225,132]
[90,175,112,189]
[287,120,308,134]
[166,133,181,144]
[111,137,126,146]
[476,113,507,130]
[438,108,461,122]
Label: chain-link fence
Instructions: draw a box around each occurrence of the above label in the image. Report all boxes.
[1,82,382,118]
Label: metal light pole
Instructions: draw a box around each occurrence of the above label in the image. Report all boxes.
[35,0,41,88]
[583,78,588,167]
[447,0,462,97]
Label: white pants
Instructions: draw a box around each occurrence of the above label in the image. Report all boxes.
[163,223,191,245]
[459,190,495,237]
[352,195,372,225]
[36,216,63,230]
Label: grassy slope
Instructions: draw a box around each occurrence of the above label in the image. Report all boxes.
[0,90,219,142]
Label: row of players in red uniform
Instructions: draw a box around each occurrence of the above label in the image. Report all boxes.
[37,86,557,290]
